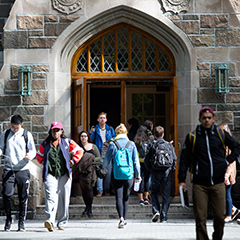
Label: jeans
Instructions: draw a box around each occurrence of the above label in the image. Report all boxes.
[151,170,172,221]
[138,162,150,194]
[226,185,232,216]
[103,160,112,191]
[192,183,225,240]
[97,178,103,193]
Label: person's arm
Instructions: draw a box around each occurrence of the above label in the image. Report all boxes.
[131,142,141,178]
[69,139,84,165]
[144,142,153,171]
[225,131,240,164]
[171,144,177,171]
[92,144,101,166]
[25,132,36,160]
[101,142,115,174]
[0,131,5,156]
[36,142,45,164]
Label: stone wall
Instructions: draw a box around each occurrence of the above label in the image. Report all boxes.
[169,12,240,139]
[0,0,15,70]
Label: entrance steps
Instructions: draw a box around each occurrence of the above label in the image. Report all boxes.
[35,195,194,220]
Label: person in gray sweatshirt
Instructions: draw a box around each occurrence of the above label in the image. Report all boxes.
[0,115,36,232]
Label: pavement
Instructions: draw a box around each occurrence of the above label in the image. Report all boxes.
[0,218,239,240]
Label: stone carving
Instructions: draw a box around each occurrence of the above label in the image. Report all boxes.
[52,0,83,14]
[160,0,190,14]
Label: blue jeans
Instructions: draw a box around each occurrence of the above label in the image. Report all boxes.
[226,185,233,216]
[103,160,112,191]
[151,170,172,221]
[138,162,150,194]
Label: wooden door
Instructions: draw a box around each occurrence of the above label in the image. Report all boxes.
[170,76,178,193]
[73,78,87,141]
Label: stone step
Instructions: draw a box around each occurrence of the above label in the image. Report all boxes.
[35,195,194,220]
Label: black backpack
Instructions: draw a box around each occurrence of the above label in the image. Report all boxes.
[3,128,28,155]
[151,139,173,170]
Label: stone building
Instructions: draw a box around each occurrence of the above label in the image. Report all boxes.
[0,0,240,215]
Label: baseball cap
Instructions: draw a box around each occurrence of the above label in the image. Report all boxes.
[50,121,63,130]
[199,106,214,118]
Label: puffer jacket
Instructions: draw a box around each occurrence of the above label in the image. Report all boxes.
[178,124,240,186]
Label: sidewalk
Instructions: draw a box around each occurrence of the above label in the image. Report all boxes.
[0,219,239,240]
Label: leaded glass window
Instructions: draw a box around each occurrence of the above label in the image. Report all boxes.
[104,31,115,72]
[132,32,142,72]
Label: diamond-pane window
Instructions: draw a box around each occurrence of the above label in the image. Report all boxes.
[104,32,115,72]
[131,32,142,72]
[118,28,128,72]
[90,38,101,72]
[158,48,170,72]
[145,38,156,72]
[77,49,87,72]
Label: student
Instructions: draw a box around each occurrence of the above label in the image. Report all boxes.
[218,124,239,223]
[178,107,240,240]
[101,123,141,228]
[0,115,36,232]
[37,121,83,232]
[77,131,101,217]
[89,112,116,196]
[127,118,139,141]
[145,126,176,223]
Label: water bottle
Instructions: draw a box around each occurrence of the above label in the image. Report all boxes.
[134,178,140,192]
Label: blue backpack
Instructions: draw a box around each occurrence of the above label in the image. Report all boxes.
[113,140,133,180]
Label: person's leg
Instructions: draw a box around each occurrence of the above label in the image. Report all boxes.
[151,172,161,214]
[44,174,58,228]
[103,161,112,195]
[160,171,172,222]
[209,183,225,240]
[142,164,150,204]
[122,178,134,220]
[15,170,30,231]
[57,174,72,229]
[112,179,124,219]
[2,170,15,231]
[192,184,209,240]
[225,185,232,220]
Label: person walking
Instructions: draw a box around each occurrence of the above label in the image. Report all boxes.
[178,106,240,240]
[0,115,36,232]
[218,124,240,223]
[36,121,83,232]
[89,112,116,197]
[134,125,151,205]
[144,120,154,141]
[144,126,176,223]
[101,123,141,228]
[77,131,101,217]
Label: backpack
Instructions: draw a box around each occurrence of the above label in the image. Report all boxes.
[137,141,148,163]
[3,128,28,155]
[151,139,173,170]
[113,140,133,180]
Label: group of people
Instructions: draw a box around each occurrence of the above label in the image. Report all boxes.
[1,107,240,239]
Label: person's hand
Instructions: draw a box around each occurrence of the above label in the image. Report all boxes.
[136,176,142,183]
[179,182,187,191]
[100,169,108,175]
[224,175,230,185]
[25,155,30,160]
[70,160,74,167]
[89,126,95,134]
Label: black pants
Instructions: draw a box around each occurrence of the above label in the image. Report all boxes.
[112,177,134,219]
[79,180,94,207]
[2,169,30,222]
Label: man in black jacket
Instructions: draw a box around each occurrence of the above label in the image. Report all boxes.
[145,126,177,223]
[178,106,240,240]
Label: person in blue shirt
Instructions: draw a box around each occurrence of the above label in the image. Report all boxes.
[89,112,116,196]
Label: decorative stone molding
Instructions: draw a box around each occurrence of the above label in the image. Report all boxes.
[52,0,82,14]
[160,0,190,14]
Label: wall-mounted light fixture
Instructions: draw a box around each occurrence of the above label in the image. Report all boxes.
[18,66,33,95]
[215,64,229,93]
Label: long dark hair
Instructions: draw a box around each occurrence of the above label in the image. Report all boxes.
[45,129,68,145]
[134,125,149,147]
[78,131,93,148]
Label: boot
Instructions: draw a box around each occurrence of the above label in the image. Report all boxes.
[87,206,93,218]
[81,207,88,217]
[4,215,12,232]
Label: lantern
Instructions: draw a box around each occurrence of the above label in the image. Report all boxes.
[215,64,229,93]
[18,66,33,95]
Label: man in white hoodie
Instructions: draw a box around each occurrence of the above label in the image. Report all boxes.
[0,115,36,232]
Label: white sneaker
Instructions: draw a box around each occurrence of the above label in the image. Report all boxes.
[152,212,160,222]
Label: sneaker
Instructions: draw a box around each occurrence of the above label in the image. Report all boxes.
[160,219,167,223]
[144,198,150,205]
[152,212,160,222]
[4,217,12,232]
[58,226,65,230]
[225,217,233,223]
[118,220,124,228]
[44,220,54,232]
[139,200,145,206]
[232,209,240,220]
[237,219,240,225]
[17,221,25,232]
